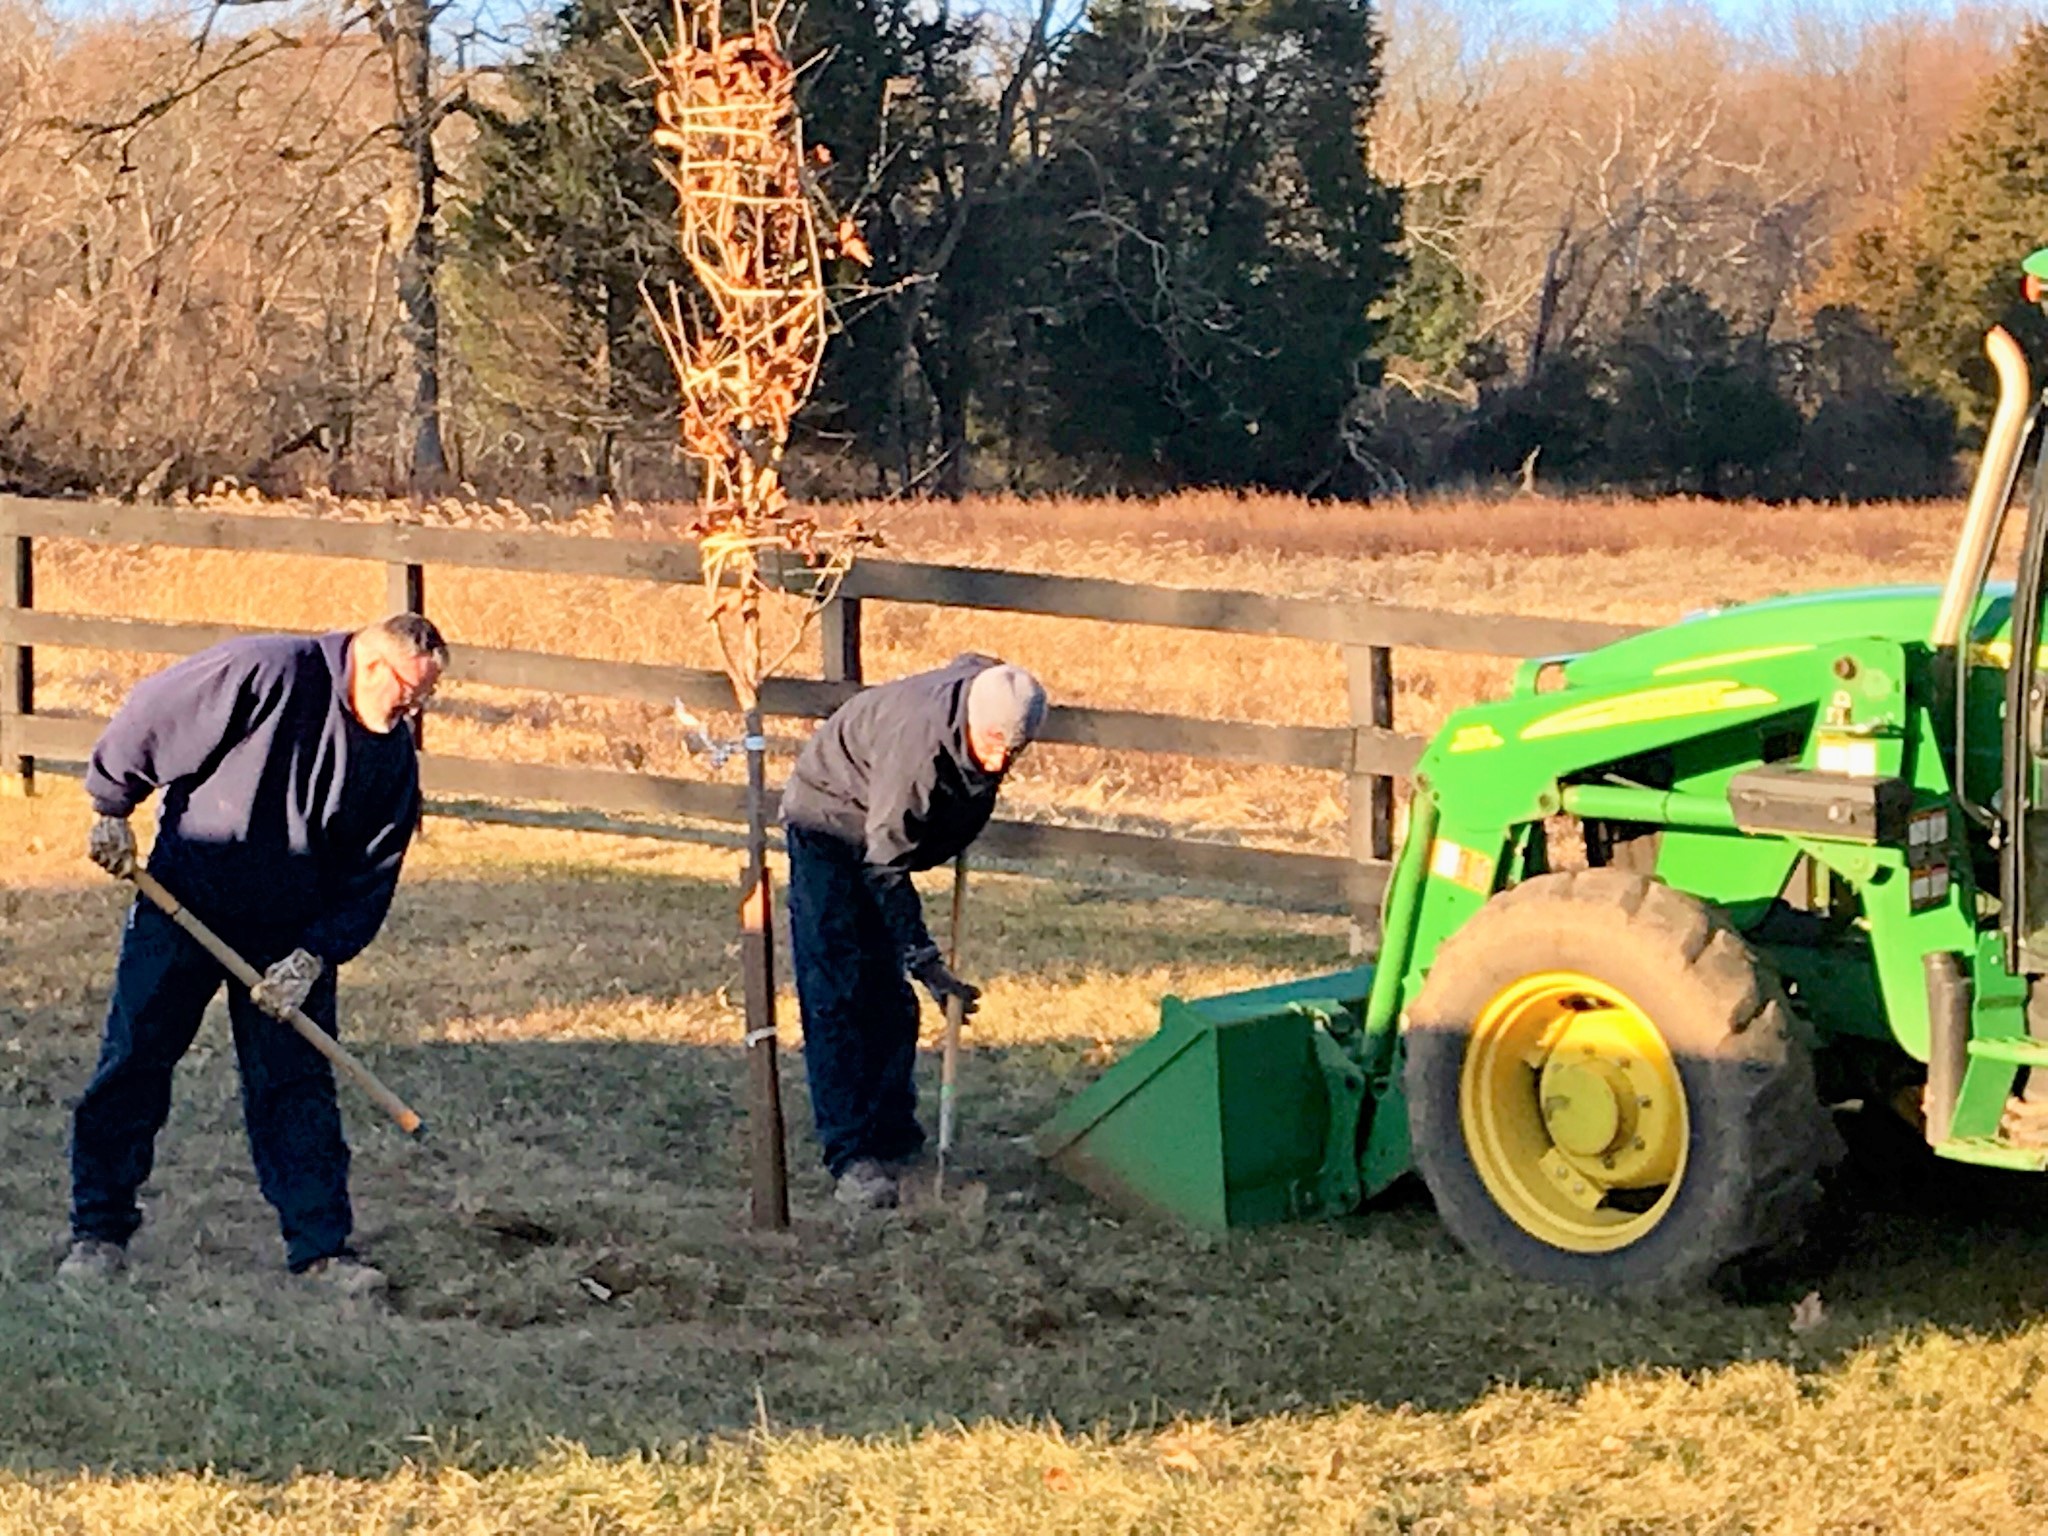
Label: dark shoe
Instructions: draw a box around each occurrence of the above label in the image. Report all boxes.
[56,1238,128,1283]
[833,1158,899,1211]
[880,1150,930,1180]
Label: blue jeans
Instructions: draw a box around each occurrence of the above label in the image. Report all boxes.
[784,825,926,1177]
[69,900,353,1271]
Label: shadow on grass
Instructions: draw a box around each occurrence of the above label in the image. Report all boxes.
[8,868,2048,1479]
[5,861,1353,1050]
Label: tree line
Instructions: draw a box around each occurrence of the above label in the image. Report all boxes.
[1,0,2044,504]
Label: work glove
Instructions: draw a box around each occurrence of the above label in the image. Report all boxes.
[907,948,980,1016]
[251,948,324,1021]
[86,815,137,878]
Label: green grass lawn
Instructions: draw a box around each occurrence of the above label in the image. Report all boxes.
[7,781,2048,1532]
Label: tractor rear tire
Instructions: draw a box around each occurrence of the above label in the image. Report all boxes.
[1405,869,1838,1294]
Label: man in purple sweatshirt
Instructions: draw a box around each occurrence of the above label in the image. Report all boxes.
[59,614,447,1296]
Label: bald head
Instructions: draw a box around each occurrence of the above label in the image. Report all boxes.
[347,613,447,734]
[965,662,1046,773]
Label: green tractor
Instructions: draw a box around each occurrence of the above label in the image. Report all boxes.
[1038,249,2048,1292]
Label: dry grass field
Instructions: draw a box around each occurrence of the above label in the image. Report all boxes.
[20,487,1981,855]
[7,490,2048,1533]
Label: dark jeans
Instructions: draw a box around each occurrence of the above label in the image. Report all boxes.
[70,900,353,1271]
[784,824,926,1177]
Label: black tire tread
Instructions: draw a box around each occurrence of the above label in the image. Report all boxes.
[1407,871,1841,1293]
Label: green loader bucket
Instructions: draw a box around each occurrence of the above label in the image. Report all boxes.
[1034,967,1377,1229]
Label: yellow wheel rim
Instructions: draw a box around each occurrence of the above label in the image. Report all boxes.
[1459,970,1689,1254]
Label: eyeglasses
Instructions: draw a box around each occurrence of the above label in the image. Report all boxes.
[384,657,442,717]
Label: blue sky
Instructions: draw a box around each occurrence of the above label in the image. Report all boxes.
[39,0,2021,17]
[38,0,2046,49]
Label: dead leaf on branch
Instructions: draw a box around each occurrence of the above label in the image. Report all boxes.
[835,216,871,267]
[648,0,876,692]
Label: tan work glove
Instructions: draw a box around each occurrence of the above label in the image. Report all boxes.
[251,948,324,1020]
[86,815,137,878]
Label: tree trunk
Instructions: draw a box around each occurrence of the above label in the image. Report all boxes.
[885,301,920,495]
[393,0,447,492]
[600,275,639,499]
[917,329,971,500]
[1527,222,1572,384]
[936,394,968,499]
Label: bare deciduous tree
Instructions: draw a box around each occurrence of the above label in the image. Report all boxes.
[1367,0,2009,389]
[0,2,404,494]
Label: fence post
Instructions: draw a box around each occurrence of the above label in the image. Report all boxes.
[388,560,426,750]
[2,532,32,797]
[1344,643,1395,951]
[821,594,863,686]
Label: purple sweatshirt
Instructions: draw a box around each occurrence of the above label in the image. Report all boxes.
[85,632,421,965]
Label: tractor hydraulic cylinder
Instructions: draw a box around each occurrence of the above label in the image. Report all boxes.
[1560,784,1737,832]
[1361,789,1439,1079]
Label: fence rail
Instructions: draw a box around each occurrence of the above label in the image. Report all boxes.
[0,495,1639,915]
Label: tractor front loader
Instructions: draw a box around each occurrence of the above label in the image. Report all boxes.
[1039,249,2048,1293]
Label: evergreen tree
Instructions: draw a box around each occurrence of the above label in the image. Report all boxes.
[1024,0,1402,492]
[456,0,1401,496]
[1817,24,2048,433]
[457,1,683,495]
[784,0,994,494]
[1451,348,1609,490]
[1789,307,1957,501]
[1602,285,1798,499]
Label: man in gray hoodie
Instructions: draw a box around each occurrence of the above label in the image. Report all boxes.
[780,653,1047,1209]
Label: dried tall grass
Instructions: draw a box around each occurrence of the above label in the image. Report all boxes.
[21,488,1984,853]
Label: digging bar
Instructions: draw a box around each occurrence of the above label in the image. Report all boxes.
[128,866,425,1136]
[934,852,969,1196]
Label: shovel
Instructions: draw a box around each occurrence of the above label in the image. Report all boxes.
[130,867,425,1134]
[125,865,561,1247]
[934,853,969,1197]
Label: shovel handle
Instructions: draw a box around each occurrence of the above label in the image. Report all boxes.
[128,868,425,1136]
[937,994,964,1154]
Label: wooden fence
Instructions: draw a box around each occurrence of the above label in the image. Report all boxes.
[0,496,1636,917]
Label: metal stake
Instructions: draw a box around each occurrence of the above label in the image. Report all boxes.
[741,703,790,1230]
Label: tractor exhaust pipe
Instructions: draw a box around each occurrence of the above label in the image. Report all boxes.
[1932,327,2034,650]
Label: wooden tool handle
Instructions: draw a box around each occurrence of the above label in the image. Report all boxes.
[937,994,964,1151]
[129,868,425,1136]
